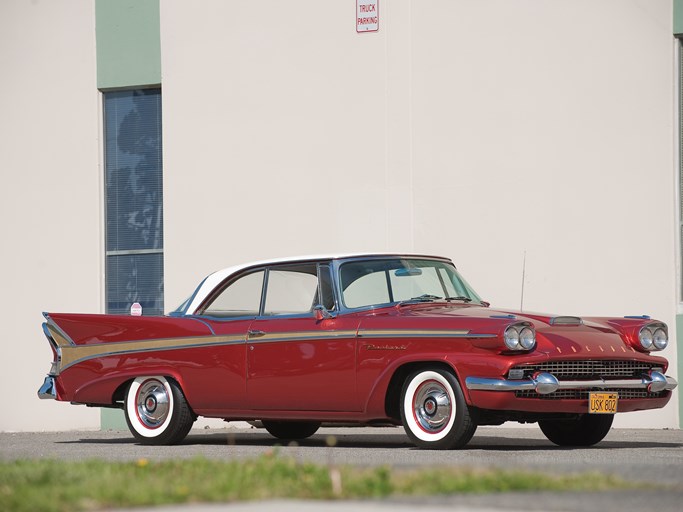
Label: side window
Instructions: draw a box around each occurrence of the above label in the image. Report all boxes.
[202,271,264,318]
[264,266,318,315]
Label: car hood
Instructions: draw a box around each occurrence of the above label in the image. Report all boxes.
[357,303,656,360]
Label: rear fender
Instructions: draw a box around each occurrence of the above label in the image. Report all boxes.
[71,367,189,407]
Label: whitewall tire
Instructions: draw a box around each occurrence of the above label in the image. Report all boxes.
[124,376,195,445]
[400,369,477,449]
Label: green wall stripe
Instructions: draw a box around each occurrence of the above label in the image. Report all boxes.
[676,0,683,36]
[96,0,161,89]
[101,408,128,431]
[97,0,161,431]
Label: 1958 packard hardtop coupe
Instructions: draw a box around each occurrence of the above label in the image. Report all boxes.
[38,254,677,449]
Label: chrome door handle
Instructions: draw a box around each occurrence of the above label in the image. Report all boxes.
[248,330,266,338]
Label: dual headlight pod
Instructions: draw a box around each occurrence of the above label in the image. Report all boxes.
[638,323,668,351]
[504,323,536,351]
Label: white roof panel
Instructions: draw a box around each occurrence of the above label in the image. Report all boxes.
[183,252,449,315]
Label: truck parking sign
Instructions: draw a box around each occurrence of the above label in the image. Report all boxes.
[356,0,378,33]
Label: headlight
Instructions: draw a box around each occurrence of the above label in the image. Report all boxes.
[653,328,668,350]
[504,324,536,351]
[504,326,520,350]
[519,327,536,349]
[639,327,653,350]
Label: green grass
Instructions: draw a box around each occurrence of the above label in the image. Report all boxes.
[0,452,641,512]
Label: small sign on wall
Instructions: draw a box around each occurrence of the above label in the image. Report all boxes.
[357,0,379,33]
[130,302,142,316]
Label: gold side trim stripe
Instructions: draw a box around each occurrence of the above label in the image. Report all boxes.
[56,328,497,372]
[47,324,74,348]
[59,334,243,371]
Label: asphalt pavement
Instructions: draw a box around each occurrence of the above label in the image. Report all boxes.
[2,426,682,511]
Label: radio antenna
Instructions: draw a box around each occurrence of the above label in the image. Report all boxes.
[520,251,527,312]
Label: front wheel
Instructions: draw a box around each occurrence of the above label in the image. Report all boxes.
[400,369,477,450]
[124,376,195,445]
[262,420,321,440]
[539,414,614,447]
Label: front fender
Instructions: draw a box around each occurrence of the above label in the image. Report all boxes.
[362,353,461,417]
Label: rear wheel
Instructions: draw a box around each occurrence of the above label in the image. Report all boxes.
[400,369,477,450]
[124,376,195,445]
[262,420,321,440]
[539,414,614,446]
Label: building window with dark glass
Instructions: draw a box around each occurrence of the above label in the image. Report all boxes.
[103,88,163,315]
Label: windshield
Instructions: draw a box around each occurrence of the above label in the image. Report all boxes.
[339,259,482,309]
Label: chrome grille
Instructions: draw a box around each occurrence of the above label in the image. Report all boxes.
[511,360,658,380]
[515,389,667,400]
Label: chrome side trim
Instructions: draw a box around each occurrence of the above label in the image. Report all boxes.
[187,317,217,335]
[247,330,357,344]
[43,317,76,347]
[357,329,495,339]
[37,376,56,399]
[465,371,678,395]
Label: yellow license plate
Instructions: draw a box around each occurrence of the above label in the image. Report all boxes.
[589,392,618,414]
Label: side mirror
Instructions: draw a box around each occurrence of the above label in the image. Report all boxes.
[313,305,333,321]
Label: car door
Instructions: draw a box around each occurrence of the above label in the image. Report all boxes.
[246,263,361,411]
[190,269,265,411]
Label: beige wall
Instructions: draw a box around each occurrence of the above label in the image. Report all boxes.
[0,0,677,431]
[163,0,678,427]
[409,1,678,428]
[0,0,101,431]
[162,0,397,305]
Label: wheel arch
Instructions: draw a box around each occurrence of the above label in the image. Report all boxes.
[74,368,192,410]
[114,373,187,400]
[384,361,462,420]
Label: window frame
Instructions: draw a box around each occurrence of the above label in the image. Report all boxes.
[336,257,483,312]
[200,269,266,320]
[678,38,683,308]
[197,261,336,321]
[102,86,164,317]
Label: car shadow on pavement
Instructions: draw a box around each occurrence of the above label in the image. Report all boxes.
[57,432,683,451]
[466,436,683,450]
[194,433,415,449]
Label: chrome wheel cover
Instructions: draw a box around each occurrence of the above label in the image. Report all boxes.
[412,379,452,433]
[135,379,171,429]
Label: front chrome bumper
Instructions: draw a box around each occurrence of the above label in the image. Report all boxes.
[465,371,678,395]
[37,375,56,399]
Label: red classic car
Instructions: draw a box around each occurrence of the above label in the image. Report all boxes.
[38,254,677,449]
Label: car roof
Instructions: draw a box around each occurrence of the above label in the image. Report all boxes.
[183,253,451,315]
